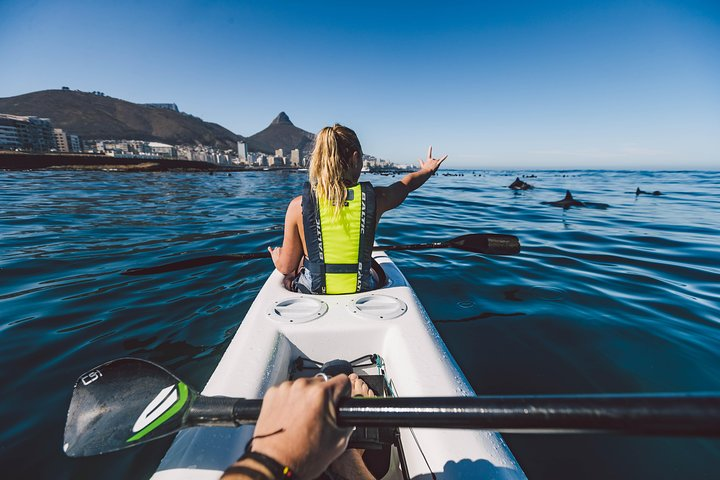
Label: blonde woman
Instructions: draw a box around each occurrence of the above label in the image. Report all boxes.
[268,124,447,294]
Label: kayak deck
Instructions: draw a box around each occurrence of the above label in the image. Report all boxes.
[151,252,526,479]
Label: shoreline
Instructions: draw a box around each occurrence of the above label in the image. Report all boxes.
[5,153,709,174]
[0,152,416,174]
[0,151,246,172]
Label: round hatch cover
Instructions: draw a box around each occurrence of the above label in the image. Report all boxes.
[268,297,328,323]
[348,295,407,320]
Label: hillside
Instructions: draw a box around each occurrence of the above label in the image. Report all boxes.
[0,90,243,149]
[247,112,315,156]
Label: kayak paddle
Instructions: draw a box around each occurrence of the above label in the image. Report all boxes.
[64,358,720,457]
[121,233,520,275]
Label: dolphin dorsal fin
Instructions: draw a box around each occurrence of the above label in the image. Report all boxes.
[564,190,573,200]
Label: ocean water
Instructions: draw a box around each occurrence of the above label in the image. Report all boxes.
[1,169,719,479]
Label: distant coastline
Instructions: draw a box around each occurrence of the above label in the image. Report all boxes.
[0,152,310,172]
[0,151,236,172]
[0,152,417,174]
[4,154,713,173]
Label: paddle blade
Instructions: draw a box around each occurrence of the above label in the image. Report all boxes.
[449,234,520,255]
[123,256,228,275]
[63,358,195,457]
[122,252,270,275]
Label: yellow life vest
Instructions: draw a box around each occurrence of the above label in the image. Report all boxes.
[301,182,377,294]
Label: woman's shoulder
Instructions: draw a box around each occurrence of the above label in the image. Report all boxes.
[289,195,302,208]
[285,196,303,225]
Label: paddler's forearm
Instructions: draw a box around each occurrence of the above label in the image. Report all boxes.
[378,167,438,215]
[400,167,436,194]
[377,149,446,215]
[272,248,301,276]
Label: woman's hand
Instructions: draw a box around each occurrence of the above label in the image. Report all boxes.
[267,246,282,269]
[418,146,448,174]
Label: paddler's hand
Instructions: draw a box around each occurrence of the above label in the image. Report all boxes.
[247,375,353,479]
[267,246,282,269]
[418,145,448,174]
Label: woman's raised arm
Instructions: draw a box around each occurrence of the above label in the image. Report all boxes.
[376,146,447,217]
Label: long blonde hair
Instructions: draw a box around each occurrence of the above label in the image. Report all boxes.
[310,124,362,217]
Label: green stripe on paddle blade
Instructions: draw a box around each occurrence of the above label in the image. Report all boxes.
[127,382,189,443]
[63,358,196,457]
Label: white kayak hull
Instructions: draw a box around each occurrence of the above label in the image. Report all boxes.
[151,252,526,479]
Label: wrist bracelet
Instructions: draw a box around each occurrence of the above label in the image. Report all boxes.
[224,464,272,480]
[239,451,296,479]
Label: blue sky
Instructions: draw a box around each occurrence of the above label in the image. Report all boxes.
[1,0,718,168]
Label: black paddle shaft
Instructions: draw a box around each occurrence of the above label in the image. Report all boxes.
[379,242,446,252]
[189,394,720,436]
[122,233,521,275]
[371,234,520,256]
[381,234,520,256]
[335,395,720,435]
[63,359,720,457]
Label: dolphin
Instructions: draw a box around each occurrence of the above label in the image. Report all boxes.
[636,187,662,196]
[508,177,534,190]
[542,190,609,209]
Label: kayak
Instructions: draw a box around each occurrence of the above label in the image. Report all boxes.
[150,250,527,479]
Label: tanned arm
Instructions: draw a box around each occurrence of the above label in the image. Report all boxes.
[268,196,304,275]
[376,146,447,218]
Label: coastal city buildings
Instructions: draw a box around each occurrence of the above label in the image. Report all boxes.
[290,148,300,167]
[237,141,248,163]
[0,111,403,171]
[147,142,175,157]
[0,114,56,152]
[143,103,179,112]
[363,155,393,170]
[53,129,68,152]
[0,117,21,150]
[52,128,83,153]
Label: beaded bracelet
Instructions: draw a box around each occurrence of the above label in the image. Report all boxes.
[238,451,296,479]
[223,464,272,480]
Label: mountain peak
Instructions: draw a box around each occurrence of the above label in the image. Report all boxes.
[248,111,314,155]
[271,112,293,125]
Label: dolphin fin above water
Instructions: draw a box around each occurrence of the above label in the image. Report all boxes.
[509,177,534,190]
[542,190,608,209]
[636,187,662,196]
[542,190,582,208]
